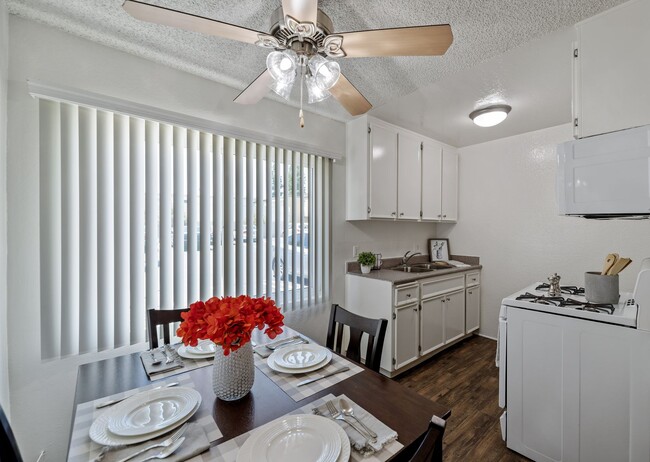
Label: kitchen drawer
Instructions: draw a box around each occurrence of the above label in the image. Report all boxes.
[421,275,465,299]
[394,283,419,306]
[466,271,480,287]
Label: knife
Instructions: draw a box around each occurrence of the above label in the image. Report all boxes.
[263,335,302,350]
[297,366,350,387]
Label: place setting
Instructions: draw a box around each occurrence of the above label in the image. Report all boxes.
[140,341,216,380]
[68,378,222,462]
[213,393,402,462]
[254,340,364,402]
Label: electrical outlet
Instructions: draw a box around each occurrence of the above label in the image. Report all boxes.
[352,246,359,257]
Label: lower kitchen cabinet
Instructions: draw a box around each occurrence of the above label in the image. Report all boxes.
[394,302,420,369]
[466,285,481,333]
[345,267,482,377]
[443,289,466,343]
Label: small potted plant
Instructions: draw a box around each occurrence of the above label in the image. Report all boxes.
[357,252,376,274]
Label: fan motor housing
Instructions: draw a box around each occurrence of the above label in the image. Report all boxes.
[269,7,333,49]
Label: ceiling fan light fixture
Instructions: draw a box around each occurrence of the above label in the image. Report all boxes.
[469,104,512,127]
[308,54,340,90]
[269,78,294,100]
[266,50,298,83]
[305,76,330,103]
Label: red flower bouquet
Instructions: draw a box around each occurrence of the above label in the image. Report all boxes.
[177,295,284,355]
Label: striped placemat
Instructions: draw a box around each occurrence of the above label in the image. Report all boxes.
[254,351,364,402]
[67,376,222,462]
[211,393,403,461]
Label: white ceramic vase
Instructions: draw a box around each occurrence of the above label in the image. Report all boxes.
[212,341,254,401]
[361,264,372,274]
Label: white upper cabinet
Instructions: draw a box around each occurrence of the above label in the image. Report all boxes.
[421,140,443,220]
[369,122,398,219]
[574,0,650,138]
[345,115,458,222]
[441,147,458,222]
[397,132,422,220]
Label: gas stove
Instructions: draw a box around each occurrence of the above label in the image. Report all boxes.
[502,283,638,327]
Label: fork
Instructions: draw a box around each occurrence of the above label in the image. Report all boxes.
[160,347,174,364]
[115,424,187,462]
[325,400,376,442]
[140,437,185,462]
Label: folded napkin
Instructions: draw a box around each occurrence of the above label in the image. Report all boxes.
[312,395,398,456]
[253,335,309,358]
[97,422,209,462]
[140,349,184,379]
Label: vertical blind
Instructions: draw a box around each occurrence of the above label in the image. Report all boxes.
[39,99,331,359]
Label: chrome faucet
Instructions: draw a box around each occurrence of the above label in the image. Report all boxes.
[402,251,422,265]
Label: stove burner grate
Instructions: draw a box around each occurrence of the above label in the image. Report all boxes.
[535,283,585,296]
[515,292,614,314]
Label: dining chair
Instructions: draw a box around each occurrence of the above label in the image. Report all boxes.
[0,404,23,462]
[147,308,189,349]
[326,304,387,373]
[408,415,447,462]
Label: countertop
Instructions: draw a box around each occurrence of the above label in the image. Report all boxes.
[347,264,482,285]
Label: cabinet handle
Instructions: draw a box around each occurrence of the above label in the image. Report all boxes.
[399,212,404,217]
[391,212,396,216]
[413,307,418,312]
[437,214,441,218]
[468,291,473,295]
[406,294,411,298]
[446,297,450,302]
[443,214,447,218]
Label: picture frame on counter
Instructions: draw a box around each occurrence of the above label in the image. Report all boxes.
[429,238,450,261]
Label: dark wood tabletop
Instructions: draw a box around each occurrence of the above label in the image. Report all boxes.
[72,341,451,461]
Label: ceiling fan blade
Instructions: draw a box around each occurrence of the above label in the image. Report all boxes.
[123,0,269,45]
[335,25,453,57]
[330,74,372,116]
[282,0,318,24]
[233,70,273,105]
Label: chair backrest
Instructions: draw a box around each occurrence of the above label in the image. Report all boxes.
[409,415,447,462]
[147,308,189,349]
[0,404,23,462]
[326,304,387,372]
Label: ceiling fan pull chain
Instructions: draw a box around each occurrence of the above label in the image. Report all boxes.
[299,65,305,128]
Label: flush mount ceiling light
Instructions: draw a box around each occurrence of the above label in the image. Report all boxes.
[123,0,455,128]
[469,104,512,127]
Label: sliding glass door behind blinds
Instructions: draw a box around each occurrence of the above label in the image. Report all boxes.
[39,99,331,359]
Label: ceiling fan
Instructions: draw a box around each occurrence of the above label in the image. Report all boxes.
[123,0,453,127]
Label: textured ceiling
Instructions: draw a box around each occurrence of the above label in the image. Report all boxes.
[7,0,626,123]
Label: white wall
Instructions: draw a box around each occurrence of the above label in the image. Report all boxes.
[5,16,345,461]
[0,0,9,415]
[438,123,650,339]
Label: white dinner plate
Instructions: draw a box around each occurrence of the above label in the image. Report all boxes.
[89,399,200,446]
[177,345,215,359]
[106,387,201,437]
[186,340,217,355]
[267,349,332,374]
[237,414,349,462]
[273,344,328,370]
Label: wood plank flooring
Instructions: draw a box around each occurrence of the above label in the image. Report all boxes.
[395,335,529,461]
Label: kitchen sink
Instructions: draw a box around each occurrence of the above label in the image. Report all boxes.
[390,266,437,273]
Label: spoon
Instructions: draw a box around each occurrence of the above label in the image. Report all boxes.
[150,350,162,366]
[339,398,378,439]
[140,436,185,462]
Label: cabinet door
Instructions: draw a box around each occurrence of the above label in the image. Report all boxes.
[397,132,422,220]
[441,147,458,222]
[420,296,445,355]
[394,303,420,369]
[576,0,650,138]
[444,290,465,344]
[465,286,480,334]
[369,123,398,219]
[421,139,443,220]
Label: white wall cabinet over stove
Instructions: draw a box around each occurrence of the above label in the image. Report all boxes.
[345,269,480,377]
[573,0,650,138]
[346,115,458,222]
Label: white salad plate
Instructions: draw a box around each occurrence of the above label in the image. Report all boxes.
[236,414,350,462]
[186,340,217,355]
[106,387,200,436]
[177,345,215,359]
[273,344,329,370]
[90,398,200,446]
[267,349,332,374]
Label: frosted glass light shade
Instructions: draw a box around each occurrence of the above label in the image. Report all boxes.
[306,76,330,103]
[469,105,512,127]
[270,78,294,100]
[267,50,298,83]
[308,55,340,90]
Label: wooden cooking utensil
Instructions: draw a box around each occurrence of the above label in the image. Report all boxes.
[601,253,619,275]
[607,257,632,275]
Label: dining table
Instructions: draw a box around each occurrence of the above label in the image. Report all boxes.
[68,328,451,462]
